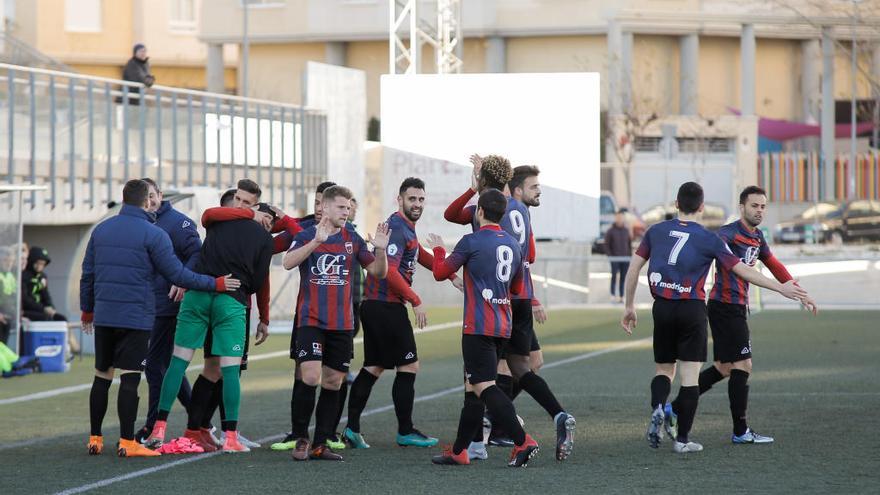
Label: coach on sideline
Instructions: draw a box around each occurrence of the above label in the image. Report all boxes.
[80,179,241,458]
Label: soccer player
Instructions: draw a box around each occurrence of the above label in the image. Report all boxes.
[620,181,811,453]
[446,156,575,461]
[135,178,201,444]
[667,185,818,445]
[147,201,275,453]
[271,180,353,452]
[81,179,239,457]
[343,177,461,449]
[283,185,390,461]
[428,188,540,467]
[195,180,302,450]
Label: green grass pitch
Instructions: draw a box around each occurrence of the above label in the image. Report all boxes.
[1,308,877,494]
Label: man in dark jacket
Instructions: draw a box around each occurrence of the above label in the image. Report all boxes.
[135,178,201,443]
[121,43,155,102]
[604,210,632,303]
[80,179,240,458]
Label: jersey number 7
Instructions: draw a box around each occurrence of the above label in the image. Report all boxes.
[668,231,690,265]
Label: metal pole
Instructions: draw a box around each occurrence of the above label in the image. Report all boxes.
[68,78,76,208]
[256,104,262,188]
[88,80,94,208]
[7,68,13,184]
[49,75,56,208]
[187,94,194,186]
[123,87,130,183]
[156,90,163,187]
[242,0,249,98]
[14,190,23,355]
[280,107,286,209]
[850,1,859,199]
[172,93,178,187]
[105,83,112,204]
[139,86,146,179]
[216,98,222,188]
[269,106,275,204]
[28,73,35,207]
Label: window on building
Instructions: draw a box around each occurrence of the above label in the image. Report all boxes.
[64,0,101,33]
[169,0,196,32]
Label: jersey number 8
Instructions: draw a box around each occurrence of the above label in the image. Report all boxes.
[496,245,514,282]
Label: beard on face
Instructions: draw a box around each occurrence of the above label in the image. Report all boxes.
[404,204,422,222]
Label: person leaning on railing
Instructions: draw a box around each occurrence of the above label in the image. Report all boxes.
[120,43,155,105]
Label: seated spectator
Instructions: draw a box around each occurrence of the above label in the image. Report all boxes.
[21,246,80,356]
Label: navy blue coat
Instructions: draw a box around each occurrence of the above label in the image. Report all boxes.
[80,204,218,331]
[153,201,202,317]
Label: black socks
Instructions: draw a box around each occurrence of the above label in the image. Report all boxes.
[496,374,514,399]
[333,380,349,433]
[346,369,378,433]
[518,371,564,418]
[453,392,485,454]
[292,383,317,439]
[313,387,341,446]
[480,385,526,446]
[392,372,416,435]
[89,376,112,436]
[729,369,750,436]
[117,373,141,441]
[699,366,725,394]
[188,375,216,431]
[650,375,671,410]
[675,385,700,443]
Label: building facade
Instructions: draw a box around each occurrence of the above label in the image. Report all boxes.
[2,0,238,90]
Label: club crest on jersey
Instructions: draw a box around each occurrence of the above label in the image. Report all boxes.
[742,246,760,266]
[387,244,398,256]
[345,242,353,254]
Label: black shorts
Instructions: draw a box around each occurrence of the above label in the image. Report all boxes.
[652,298,708,363]
[360,300,418,369]
[504,299,541,357]
[708,300,751,363]
[462,334,505,385]
[94,326,150,372]
[295,326,353,372]
[204,308,251,370]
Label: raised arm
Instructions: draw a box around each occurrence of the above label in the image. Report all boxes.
[444,189,476,225]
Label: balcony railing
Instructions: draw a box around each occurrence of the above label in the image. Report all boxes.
[0,63,328,215]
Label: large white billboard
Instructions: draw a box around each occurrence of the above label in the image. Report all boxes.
[380,73,600,241]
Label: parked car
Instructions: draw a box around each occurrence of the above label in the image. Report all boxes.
[640,202,729,231]
[592,191,646,254]
[774,200,880,244]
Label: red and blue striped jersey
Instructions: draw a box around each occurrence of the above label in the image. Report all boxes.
[364,212,419,304]
[635,219,740,301]
[709,221,772,306]
[434,225,524,338]
[290,226,375,331]
[469,198,534,300]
